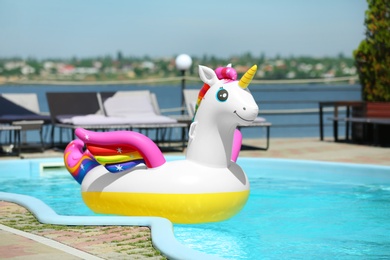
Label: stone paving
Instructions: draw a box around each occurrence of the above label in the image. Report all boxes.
[0,228,81,260]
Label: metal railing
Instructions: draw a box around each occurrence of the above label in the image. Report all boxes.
[1,75,361,139]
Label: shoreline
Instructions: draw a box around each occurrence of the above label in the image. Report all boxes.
[0,75,358,86]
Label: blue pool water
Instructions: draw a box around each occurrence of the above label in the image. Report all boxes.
[1,158,390,259]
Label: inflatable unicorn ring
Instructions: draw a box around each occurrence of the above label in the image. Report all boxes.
[64,64,259,224]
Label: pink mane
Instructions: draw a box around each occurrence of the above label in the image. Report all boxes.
[193,65,237,118]
[215,65,237,81]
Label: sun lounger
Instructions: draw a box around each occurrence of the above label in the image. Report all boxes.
[46,92,104,146]
[0,94,50,152]
[0,93,51,123]
[102,91,177,124]
[183,89,271,150]
[46,91,187,150]
[100,91,187,149]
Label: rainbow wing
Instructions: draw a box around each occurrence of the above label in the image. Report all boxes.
[86,144,145,173]
[64,139,100,184]
[74,128,166,174]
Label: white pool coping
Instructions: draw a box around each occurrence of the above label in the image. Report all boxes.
[0,223,104,260]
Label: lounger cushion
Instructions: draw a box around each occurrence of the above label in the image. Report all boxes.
[104,95,156,117]
[54,91,177,125]
[61,114,176,125]
[254,117,266,123]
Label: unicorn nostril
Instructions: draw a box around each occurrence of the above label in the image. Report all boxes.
[243,107,246,110]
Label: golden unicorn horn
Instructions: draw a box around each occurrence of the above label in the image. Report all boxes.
[238,65,257,89]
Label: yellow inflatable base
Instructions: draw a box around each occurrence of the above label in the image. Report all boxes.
[82,190,249,224]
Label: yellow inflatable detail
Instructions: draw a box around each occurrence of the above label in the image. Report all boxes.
[82,190,250,224]
[94,153,143,165]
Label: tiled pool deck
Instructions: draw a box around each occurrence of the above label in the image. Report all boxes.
[1,138,389,259]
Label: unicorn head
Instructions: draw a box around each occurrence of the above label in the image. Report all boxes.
[186,65,258,167]
[194,65,259,127]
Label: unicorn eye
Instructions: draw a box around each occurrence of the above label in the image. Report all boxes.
[216,88,228,102]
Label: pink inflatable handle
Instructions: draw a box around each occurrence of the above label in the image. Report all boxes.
[64,139,85,168]
[75,128,166,168]
[64,138,100,184]
[231,129,242,162]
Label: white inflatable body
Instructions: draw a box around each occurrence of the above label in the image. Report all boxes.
[65,64,259,224]
[81,160,249,223]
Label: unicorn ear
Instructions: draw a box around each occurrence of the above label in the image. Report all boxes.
[198,65,218,86]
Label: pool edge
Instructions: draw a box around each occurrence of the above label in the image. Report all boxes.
[0,192,223,260]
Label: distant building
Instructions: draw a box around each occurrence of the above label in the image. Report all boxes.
[21,65,35,75]
[57,64,75,75]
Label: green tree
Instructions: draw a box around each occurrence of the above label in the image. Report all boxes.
[353,0,390,101]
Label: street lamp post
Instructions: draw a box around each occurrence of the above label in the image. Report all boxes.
[175,54,192,115]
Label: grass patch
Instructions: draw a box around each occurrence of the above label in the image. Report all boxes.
[0,202,167,259]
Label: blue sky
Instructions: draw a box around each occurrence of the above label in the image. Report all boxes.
[0,0,367,59]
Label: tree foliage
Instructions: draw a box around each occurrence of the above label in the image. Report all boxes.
[353,0,390,101]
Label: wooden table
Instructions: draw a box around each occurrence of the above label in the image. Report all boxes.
[318,101,363,141]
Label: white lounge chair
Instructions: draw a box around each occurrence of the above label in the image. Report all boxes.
[102,91,177,125]
[102,91,187,149]
[47,91,187,151]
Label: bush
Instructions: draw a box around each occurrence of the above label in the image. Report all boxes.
[353,0,390,101]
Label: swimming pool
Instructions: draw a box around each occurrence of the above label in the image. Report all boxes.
[1,157,390,259]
